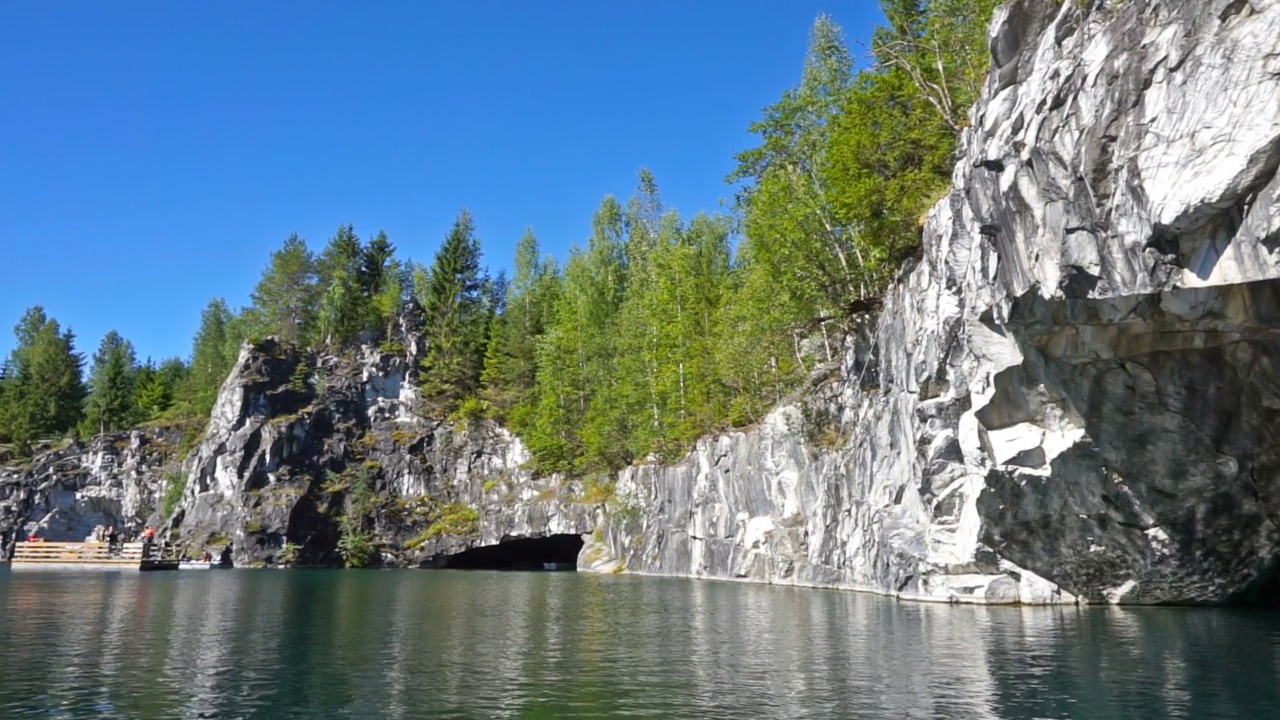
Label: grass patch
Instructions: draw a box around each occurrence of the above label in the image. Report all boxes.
[391,429,419,446]
[406,503,480,549]
[580,476,616,505]
[161,472,188,518]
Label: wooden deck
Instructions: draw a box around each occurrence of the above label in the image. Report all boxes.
[11,541,179,571]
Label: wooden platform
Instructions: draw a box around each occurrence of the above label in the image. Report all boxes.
[11,541,179,571]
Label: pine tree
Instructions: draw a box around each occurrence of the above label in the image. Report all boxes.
[0,307,86,444]
[315,226,364,347]
[133,356,184,421]
[85,331,138,435]
[361,232,401,340]
[182,299,237,418]
[417,210,489,412]
[250,233,318,345]
[480,229,556,422]
[316,225,361,292]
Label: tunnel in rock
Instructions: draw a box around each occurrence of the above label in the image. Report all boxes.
[433,533,585,570]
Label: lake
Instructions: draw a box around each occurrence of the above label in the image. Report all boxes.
[1,568,1277,718]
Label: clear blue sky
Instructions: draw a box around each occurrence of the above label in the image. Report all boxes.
[1,1,884,364]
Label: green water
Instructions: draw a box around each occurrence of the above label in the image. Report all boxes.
[0,569,1277,719]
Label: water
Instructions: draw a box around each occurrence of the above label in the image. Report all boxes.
[1,569,1277,719]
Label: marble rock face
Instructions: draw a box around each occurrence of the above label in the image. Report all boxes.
[7,0,1280,605]
[580,0,1280,605]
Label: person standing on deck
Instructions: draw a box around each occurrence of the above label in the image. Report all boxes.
[142,526,155,558]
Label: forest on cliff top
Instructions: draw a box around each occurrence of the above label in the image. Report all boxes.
[0,0,998,473]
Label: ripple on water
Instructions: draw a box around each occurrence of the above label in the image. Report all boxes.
[2,569,1279,719]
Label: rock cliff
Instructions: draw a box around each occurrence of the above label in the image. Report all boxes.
[5,0,1279,605]
[0,429,184,555]
[170,316,596,568]
[580,0,1280,605]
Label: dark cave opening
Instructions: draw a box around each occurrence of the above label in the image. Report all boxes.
[435,533,585,571]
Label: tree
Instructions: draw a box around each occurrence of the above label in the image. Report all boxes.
[84,331,138,435]
[315,226,365,347]
[133,357,185,421]
[417,210,489,412]
[0,307,86,445]
[525,196,629,472]
[729,14,869,320]
[250,233,318,345]
[871,0,999,134]
[362,232,403,341]
[316,225,361,292]
[480,229,557,423]
[182,299,237,419]
[371,258,407,342]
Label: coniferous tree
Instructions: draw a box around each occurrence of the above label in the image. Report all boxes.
[84,331,138,435]
[526,197,628,471]
[360,232,400,340]
[316,225,362,292]
[250,233,318,345]
[315,226,364,347]
[417,210,488,412]
[0,307,86,444]
[480,229,558,425]
[182,299,237,419]
[133,356,185,421]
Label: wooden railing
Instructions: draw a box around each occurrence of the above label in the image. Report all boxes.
[13,542,147,565]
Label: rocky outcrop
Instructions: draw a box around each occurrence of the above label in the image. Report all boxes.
[0,429,183,557]
[171,324,598,568]
[6,0,1278,606]
[581,0,1280,605]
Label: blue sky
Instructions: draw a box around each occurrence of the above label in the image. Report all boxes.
[0,1,885,364]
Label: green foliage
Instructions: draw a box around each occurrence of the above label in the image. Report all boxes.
[278,542,300,566]
[417,210,490,413]
[729,4,993,327]
[407,503,480,549]
[83,330,138,436]
[479,228,558,424]
[288,357,313,393]
[133,357,186,422]
[178,298,238,420]
[449,396,488,429]
[337,467,377,568]
[2,1,997,485]
[251,233,318,345]
[0,306,87,447]
[320,471,349,495]
[162,471,188,518]
[580,476,616,505]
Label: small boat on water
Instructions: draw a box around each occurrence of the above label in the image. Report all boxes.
[178,560,229,570]
[542,562,574,571]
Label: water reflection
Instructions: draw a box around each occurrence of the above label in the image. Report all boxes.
[1,568,1278,719]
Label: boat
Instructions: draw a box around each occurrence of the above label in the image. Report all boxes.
[542,562,574,571]
[10,541,179,571]
[178,560,229,570]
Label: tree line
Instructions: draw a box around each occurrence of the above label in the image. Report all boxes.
[0,2,996,467]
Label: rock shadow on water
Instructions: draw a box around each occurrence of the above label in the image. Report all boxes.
[421,533,584,571]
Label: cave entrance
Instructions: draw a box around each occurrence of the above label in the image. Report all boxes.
[438,533,585,571]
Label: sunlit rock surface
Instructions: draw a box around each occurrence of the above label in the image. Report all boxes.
[6,0,1280,605]
[582,0,1280,605]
